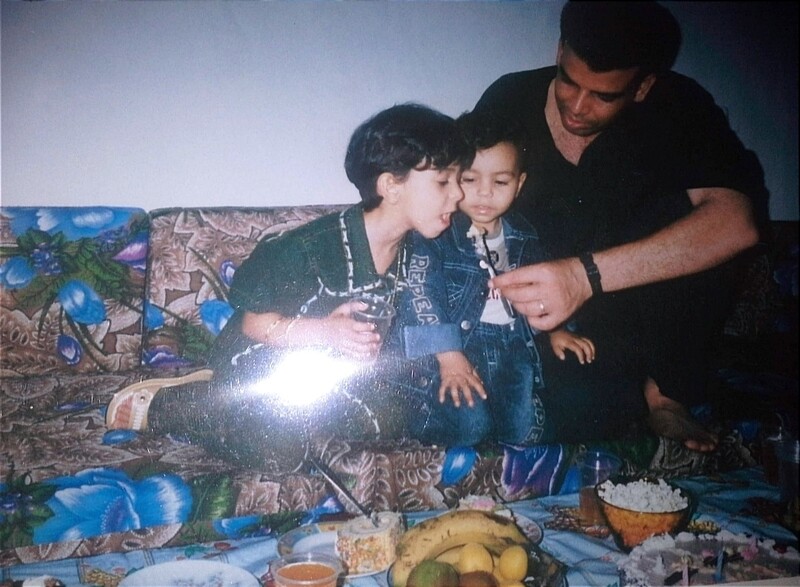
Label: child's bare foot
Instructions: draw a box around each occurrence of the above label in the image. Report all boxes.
[643,377,718,452]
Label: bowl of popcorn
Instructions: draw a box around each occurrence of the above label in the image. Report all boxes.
[595,478,694,551]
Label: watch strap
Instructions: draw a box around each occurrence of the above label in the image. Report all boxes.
[579,252,603,296]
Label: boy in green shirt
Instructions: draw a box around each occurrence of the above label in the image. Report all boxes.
[107,103,473,473]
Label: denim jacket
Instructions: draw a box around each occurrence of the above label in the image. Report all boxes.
[397,210,548,385]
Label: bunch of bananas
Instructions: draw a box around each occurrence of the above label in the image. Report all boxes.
[392,510,531,587]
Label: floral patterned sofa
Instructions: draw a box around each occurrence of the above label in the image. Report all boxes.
[1,206,796,568]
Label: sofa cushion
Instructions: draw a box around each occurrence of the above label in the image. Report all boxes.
[142,206,345,368]
[0,207,149,375]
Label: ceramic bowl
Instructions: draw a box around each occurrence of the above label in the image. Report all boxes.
[595,479,694,551]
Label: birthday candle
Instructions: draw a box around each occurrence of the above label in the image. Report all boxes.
[681,554,692,586]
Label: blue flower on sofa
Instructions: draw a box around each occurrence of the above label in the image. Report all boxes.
[199,299,233,336]
[0,256,35,290]
[143,345,193,368]
[441,446,478,486]
[2,206,149,371]
[502,444,568,497]
[219,260,236,287]
[212,515,270,539]
[8,207,131,241]
[57,280,107,325]
[57,334,82,365]
[0,490,34,537]
[112,231,149,272]
[143,301,165,329]
[1,483,20,522]
[34,468,192,544]
[1,474,60,547]
[30,242,63,276]
[300,494,345,525]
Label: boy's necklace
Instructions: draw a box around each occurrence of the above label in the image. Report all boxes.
[338,210,406,306]
[386,238,407,307]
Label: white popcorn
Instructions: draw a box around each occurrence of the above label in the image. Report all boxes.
[598,478,688,512]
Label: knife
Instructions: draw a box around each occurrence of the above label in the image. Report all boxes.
[306,456,379,527]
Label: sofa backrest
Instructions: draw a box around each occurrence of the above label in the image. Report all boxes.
[3,205,795,376]
[142,206,346,369]
[0,207,149,375]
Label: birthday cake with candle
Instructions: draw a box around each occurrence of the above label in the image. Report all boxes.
[335,511,402,575]
[618,529,799,585]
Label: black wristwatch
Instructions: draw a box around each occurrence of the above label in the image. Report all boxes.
[579,252,603,297]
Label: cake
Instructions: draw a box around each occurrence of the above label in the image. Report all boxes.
[619,529,800,585]
[335,511,402,575]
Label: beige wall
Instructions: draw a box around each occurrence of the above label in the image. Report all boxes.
[2,1,797,220]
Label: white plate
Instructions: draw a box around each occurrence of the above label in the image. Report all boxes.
[119,559,259,587]
[277,521,389,578]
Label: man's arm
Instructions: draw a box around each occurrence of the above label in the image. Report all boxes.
[492,187,758,331]
[598,187,757,290]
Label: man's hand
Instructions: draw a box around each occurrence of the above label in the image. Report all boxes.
[491,189,758,333]
[437,351,486,408]
[491,257,592,331]
[549,329,596,364]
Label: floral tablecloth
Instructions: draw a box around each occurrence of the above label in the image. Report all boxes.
[1,467,796,587]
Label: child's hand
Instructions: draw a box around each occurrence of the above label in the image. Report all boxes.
[243,304,382,360]
[321,301,383,360]
[283,302,382,361]
[549,329,596,364]
[437,351,486,408]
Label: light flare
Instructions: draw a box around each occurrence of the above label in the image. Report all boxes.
[246,348,361,407]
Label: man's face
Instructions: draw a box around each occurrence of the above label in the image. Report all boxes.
[554,42,654,138]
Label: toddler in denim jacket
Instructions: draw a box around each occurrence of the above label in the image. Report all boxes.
[400,111,595,445]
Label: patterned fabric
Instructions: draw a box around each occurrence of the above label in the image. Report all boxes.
[723,221,798,340]
[4,468,795,585]
[142,206,345,368]
[0,370,589,566]
[0,206,792,569]
[0,370,758,567]
[1,207,149,375]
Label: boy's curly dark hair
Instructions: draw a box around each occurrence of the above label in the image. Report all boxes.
[456,110,530,171]
[345,103,473,211]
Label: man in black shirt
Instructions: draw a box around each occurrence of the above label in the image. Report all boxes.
[479,1,769,450]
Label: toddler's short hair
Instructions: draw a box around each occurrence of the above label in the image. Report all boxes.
[345,103,473,210]
[456,110,530,171]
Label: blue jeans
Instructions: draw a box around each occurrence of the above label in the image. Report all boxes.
[406,321,545,446]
